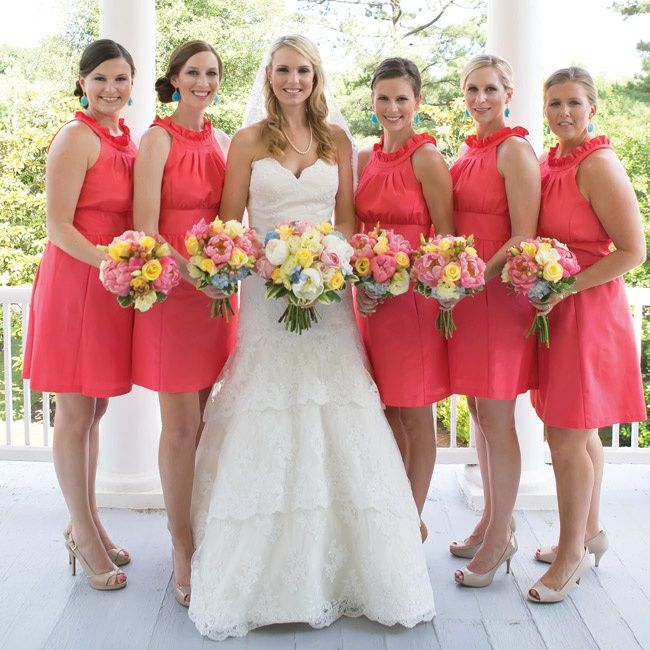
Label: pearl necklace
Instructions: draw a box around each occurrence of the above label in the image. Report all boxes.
[281,125,313,155]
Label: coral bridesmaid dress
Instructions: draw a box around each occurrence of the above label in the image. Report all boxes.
[532,136,646,428]
[355,133,450,406]
[23,111,136,397]
[132,116,237,393]
[448,126,537,399]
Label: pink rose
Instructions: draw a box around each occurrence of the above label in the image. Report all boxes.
[386,231,411,254]
[371,254,397,283]
[127,256,144,272]
[151,255,180,294]
[205,233,234,265]
[349,233,374,262]
[320,249,341,268]
[187,219,210,240]
[293,221,311,235]
[412,253,444,288]
[557,246,580,277]
[459,252,486,289]
[100,260,132,296]
[255,256,276,279]
[506,254,538,291]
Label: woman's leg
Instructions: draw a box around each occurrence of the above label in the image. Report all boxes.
[460,398,520,575]
[385,406,408,468]
[53,394,124,583]
[158,390,202,598]
[530,427,593,596]
[585,430,604,539]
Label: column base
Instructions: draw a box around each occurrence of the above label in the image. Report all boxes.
[457,463,558,511]
[96,471,164,509]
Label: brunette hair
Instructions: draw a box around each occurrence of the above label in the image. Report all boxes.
[461,54,514,91]
[371,57,422,97]
[74,39,135,97]
[543,66,598,108]
[155,40,223,103]
[262,34,336,164]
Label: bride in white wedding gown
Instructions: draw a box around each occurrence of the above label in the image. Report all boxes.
[188,34,435,641]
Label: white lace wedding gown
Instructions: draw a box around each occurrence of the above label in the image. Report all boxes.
[189,157,435,641]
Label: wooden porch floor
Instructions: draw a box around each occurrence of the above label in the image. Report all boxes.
[1,460,649,650]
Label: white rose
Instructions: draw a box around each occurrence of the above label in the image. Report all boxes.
[322,234,354,272]
[434,282,459,301]
[134,290,158,312]
[287,235,301,254]
[223,220,245,238]
[389,269,410,296]
[300,230,324,255]
[535,247,560,265]
[265,238,290,265]
[292,267,324,302]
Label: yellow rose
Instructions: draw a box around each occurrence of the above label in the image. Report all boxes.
[210,218,224,234]
[423,243,439,254]
[230,247,248,268]
[300,231,324,255]
[319,222,333,234]
[224,220,244,238]
[443,262,461,283]
[271,268,283,285]
[354,257,371,277]
[200,258,217,276]
[373,236,389,255]
[280,255,298,278]
[108,240,131,262]
[139,236,156,253]
[543,261,564,283]
[439,238,452,251]
[295,248,314,268]
[521,241,537,258]
[287,235,301,254]
[131,275,148,290]
[141,259,162,281]
[327,271,345,290]
[185,235,201,256]
[278,224,293,240]
[395,251,410,269]
[465,246,478,257]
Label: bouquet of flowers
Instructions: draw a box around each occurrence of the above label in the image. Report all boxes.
[349,224,412,303]
[185,217,261,320]
[501,237,580,347]
[98,230,180,312]
[256,220,355,334]
[411,234,486,339]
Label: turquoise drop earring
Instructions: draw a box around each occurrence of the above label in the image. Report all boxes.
[128,98,133,106]
[172,88,180,102]
[505,106,511,118]
[370,113,379,125]
[80,95,89,108]
[464,109,470,118]
[414,113,421,125]
[214,94,221,105]
[587,121,594,133]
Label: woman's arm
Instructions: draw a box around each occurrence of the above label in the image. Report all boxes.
[332,127,356,238]
[412,143,454,236]
[489,137,541,281]
[45,122,105,268]
[218,126,258,222]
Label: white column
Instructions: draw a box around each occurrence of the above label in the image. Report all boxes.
[96,0,162,508]
[458,0,557,510]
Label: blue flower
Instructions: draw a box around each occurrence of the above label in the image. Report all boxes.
[211,274,230,289]
[264,231,280,245]
[237,268,251,281]
[528,280,551,301]
[291,267,303,283]
[365,280,389,296]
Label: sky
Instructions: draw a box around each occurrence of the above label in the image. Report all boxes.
[1,0,649,81]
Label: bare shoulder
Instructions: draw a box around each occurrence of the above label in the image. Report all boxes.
[499,134,535,158]
[412,141,444,165]
[50,119,98,155]
[140,124,172,149]
[579,147,626,184]
[358,146,373,168]
[330,124,352,157]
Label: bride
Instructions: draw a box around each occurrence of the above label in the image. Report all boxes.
[188,34,434,641]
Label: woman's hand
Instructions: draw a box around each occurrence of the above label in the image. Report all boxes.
[200,285,230,300]
[356,285,382,316]
[530,291,564,315]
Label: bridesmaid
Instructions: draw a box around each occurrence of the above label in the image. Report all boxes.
[132,40,236,606]
[354,57,454,539]
[527,67,645,602]
[448,54,540,587]
[23,39,136,589]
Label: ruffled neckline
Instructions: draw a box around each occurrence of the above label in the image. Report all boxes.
[465,126,528,149]
[153,115,213,142]
[373,132,437,163]
[546,135,611,169]
[74,111,131,149]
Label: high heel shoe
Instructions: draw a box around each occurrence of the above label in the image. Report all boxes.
[420,519,428,543]
[63,527,130,567]
[66,534,127,591]
[535,530,608,567]
[449,516,517,559]
[454,533,518,588]
[172,550,191,607]
[528,549,592,603]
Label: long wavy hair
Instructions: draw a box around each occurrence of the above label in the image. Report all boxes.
[262,35,336,164]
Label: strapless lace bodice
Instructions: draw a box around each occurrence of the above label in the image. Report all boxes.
[247,158,339,234]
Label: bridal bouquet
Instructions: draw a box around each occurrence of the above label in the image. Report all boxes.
[501,237,580,347]
[349,224,412,301]
[257,220,355,334]
[98,230,180,312]
[411,234,486,339]
[185,217,261,320]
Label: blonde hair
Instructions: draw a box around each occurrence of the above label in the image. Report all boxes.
[543,66,598,108]
[262,35,336,164]
[461,54,514,91]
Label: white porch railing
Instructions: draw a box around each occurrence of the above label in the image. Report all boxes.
[1,284,648,463]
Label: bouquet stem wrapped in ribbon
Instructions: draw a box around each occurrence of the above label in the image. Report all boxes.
[349,223,412,305]
[257,220,355,334]
[98,230,180,312]
[501,237,580,347]
[185,217,261,321]
[411,234,486,339]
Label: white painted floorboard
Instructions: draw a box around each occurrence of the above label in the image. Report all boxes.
[0,461,648,649]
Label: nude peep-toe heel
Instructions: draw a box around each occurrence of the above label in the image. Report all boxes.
[63,528,130,567]
[66,535,127,591]
[454,533,518,588]
[450,516,517,559]
[528,549,592,603]
[420,519,428,543]
[535,530,608,567]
